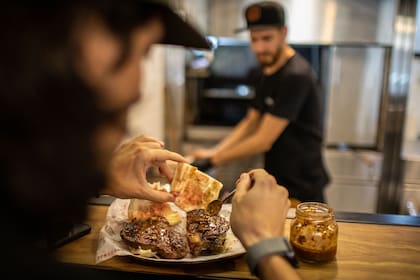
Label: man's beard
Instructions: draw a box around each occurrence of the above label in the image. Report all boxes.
[256,45,282,68]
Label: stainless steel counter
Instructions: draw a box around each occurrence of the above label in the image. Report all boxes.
[402,140,420,162]
[324,149,383,214]
[401,140,420,215]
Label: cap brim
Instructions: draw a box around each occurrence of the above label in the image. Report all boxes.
[235,24,284,34]
[234,26,248,33]
[159,4,211,50]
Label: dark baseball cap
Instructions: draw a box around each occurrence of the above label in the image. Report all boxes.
[235,1,286,33]
[147,0,211,50]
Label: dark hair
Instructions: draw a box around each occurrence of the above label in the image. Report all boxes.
[0,1,163,233]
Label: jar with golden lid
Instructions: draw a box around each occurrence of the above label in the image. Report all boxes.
[289,202,338,263]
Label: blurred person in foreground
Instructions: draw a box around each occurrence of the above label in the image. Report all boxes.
[1,0,197,278]
[0,0,300,279]
[191,1,330,204]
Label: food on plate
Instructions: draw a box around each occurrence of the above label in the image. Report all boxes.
[128,182,181,225]
[120,216,190,259]
[120,164,230,259]
[128,247,155,258]
[128,198,181,226]
[120,208,231,259]
[171,162,223,212]
[186,208,230,257]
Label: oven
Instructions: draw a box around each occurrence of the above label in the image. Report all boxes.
[185,37,258,131]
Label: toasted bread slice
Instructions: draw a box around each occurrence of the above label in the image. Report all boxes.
[128,183,181,225]
[171,162,223,212]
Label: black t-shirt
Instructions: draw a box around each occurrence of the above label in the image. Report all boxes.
[251,53,330,202]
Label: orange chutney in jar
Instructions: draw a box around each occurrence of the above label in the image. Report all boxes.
[289,202,338,263]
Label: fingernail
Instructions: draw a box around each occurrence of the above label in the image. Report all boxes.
[235,173,247,184]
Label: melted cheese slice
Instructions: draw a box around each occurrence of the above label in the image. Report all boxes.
[171,162,223,212]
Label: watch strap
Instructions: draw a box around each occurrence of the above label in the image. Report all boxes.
[246,237,299,275]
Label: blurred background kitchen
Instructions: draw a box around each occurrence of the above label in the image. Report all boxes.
[124,0,420,215]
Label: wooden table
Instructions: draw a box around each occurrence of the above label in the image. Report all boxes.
[55,205,420,280]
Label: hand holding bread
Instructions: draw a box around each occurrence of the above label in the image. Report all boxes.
[102,135,188,202]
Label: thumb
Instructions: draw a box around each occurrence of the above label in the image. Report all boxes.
[140,189,175,203]
[235,173,252,198]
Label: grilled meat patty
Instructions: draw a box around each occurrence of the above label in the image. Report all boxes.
[120,216,189,259]
[186,209,230,256]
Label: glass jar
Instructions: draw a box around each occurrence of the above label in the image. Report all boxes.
[289,202,338,263]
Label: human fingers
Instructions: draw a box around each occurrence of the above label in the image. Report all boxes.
[273,186,291,236]
[117,137,162,154]
[278,186,291,219]
[148,149,188,164]
[127,135,163,149]
[234,173,252,199]
[249,170,289,207]
[136,141,163,150]
[140,188,175,202]
[165,160,179,171]
[132,135,164,146]
[184,155,195,163]
[248,168,271,182]
[134,150,186,185]
[248,169,278,191]
[231,171,281,248]
[156,162,174,181]
[132,163,175,203]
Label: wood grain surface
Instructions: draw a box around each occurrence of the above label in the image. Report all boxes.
[54,205,420,280]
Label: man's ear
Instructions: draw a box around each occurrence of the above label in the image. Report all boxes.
[281,26,288,39]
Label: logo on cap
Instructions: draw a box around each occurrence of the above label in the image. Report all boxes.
[265,96,274,107]
[246,5,261,23]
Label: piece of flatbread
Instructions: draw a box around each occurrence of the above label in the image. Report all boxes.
[171,162,223,212]
[128,183,181,225]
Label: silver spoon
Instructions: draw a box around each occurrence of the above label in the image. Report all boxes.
[206,189,236,216]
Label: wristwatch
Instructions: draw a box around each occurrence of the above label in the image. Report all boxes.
[246,237,299,276]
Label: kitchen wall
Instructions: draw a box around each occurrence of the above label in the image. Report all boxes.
[401,0,420,216]
[206,0,396,45]
[405,57,420,141]
[126,46,165,141]
[401,57,420,215]
[125,0,210,143]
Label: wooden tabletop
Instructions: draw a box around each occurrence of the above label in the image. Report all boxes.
[55,205,420,280]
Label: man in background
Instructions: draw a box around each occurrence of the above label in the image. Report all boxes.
[192,1,330,203]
